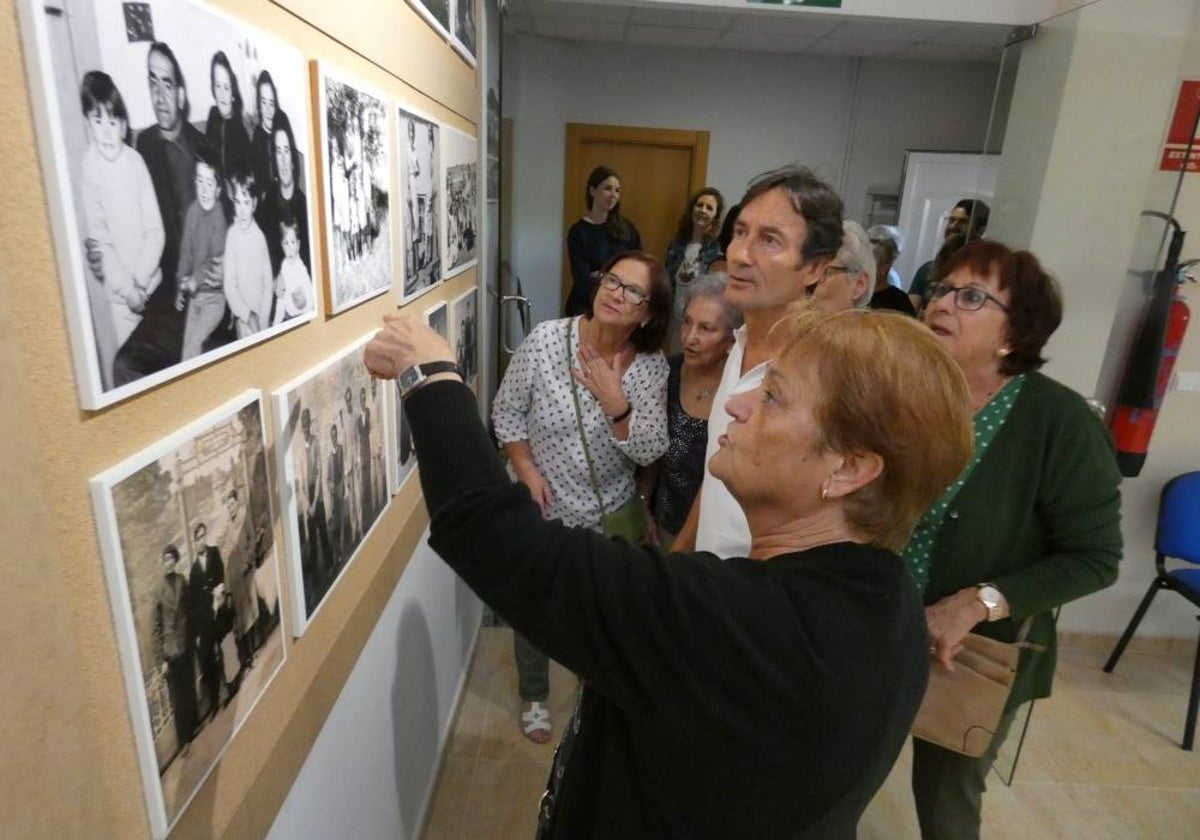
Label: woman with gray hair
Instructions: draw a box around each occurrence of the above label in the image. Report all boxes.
[646,273,742,547]
[867,226,917,315]
[807,220,874,311]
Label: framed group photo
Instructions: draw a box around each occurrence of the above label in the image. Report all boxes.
[405,0,475,66]
[442,125,479,280]
[91,391,286,837]
[275,334,390,635]
[19,0,317,409]
[451,287,478,389]
[316,63,394,314]
[396,102,442,304]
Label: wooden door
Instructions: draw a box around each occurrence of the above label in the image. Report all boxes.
[563,124,710,303]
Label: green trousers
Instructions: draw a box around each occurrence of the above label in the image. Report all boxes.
[911,707,1018,840]
[514,630,550,702]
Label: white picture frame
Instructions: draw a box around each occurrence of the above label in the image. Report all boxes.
[442,125,479,280]
[450,0,478,67]
[386,377,419,496]
[425,299,449,340]
[316,62,394,314]
[405,0,452,44]
[17,0,317,410]
[274,333,391,636]
[396,101,442,304]
[90,390,287,838]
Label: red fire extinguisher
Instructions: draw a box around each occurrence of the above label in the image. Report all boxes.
[1109,284,1192,476]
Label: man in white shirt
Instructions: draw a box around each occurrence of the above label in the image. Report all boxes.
[672,165,846,557]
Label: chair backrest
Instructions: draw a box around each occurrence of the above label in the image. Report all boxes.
[1157,471,1200,564]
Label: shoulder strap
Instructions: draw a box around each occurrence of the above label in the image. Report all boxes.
[566,319,608,518]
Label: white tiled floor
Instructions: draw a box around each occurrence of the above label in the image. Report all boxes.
[423,628,1200,839]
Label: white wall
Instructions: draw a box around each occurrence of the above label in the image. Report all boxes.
[268,532,482,840]
[503,32,1001,319]
[990,0,1200,638]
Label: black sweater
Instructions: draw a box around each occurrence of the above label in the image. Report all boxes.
[410,381,929,838]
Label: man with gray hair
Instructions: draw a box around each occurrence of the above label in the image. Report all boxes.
[671,165,844,557]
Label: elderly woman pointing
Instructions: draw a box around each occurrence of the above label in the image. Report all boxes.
[366,306,973,838]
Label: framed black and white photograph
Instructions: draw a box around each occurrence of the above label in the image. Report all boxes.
[451,0,477,65]
[387,380,418,496]
[275,334,390,635]
[90,391,286,838]
[486,85,499,203]
[451,287,478,389]
[425,299,449,342]
[442,126,478,279]
[396,102,441,304]
[405,0,451,43]
[18,0,316,410]
[316,63,393,314]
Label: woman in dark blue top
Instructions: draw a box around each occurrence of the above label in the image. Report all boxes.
[564,166,641,316]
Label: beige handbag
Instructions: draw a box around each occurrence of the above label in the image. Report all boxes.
[911,618,1037,758]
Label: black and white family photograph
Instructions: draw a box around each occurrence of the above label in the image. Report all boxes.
[406,0,450,41]
[388,381,418,496]
[91,392,285,837]
[22,0,315,409]
[397,103,441,303]
[452,0,477,64]
[318,65,392,313]
[276,335,389,634]
[451,287,478,388]
[443,126,478,278]
[425,300,449,340]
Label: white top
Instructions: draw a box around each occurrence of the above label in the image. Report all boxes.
[224,221,273,325]
[694,326,768,558]
[492,316,669,529]
[273,256,313,324]
[81,144,165,302]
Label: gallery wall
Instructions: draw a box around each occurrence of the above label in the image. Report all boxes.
[0,0,483,836]
[501,32,1001,320]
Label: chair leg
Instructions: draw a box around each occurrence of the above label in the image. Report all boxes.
[1184,620,1200,751]
[1104,579,1165,673]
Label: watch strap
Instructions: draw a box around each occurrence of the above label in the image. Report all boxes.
[398,360,462,399]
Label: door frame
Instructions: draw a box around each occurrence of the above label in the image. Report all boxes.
[562,123,710,303]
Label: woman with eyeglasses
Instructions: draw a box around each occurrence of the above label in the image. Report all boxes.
[491,250,671,744]
[807,220,874,312]
[907,240,1122,839]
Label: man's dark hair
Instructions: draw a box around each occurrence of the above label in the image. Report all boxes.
[148,41,188,121]
[739,165,844,262]
[954,198,990,238]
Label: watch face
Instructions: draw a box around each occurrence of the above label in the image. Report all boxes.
[399,367,421,392]
[979,585,1000,608]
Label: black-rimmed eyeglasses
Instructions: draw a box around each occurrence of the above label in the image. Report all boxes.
[599,273,649,306]
[927,282,1010,313]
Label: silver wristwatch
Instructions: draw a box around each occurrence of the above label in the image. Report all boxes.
[975,583,1007,621]
[397,361,462,399]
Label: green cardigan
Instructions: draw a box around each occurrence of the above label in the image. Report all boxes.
[924,371,1123,708]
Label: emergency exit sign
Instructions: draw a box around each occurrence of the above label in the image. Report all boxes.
[1161,80,1200,172]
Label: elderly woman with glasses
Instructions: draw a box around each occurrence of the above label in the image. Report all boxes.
[807,220,874,311]
[490,249,671,743]
[908,240,1122,839]
[365,304,974,837]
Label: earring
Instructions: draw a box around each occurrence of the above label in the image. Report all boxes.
[820,487,829,502]
[640,320,649,328]
[996,347,1011,358]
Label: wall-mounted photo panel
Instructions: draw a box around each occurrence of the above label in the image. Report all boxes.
[316,63,393,314]
[275,334,390,635]
[387,379,418,496]
[396,103,442,303]
[405,0,451,43]
[451,287,478,389]
[442,126,479,280]
[425,300,449,340]
[90,391,286,838]
[451,0,478,66]
[18,0,317,409]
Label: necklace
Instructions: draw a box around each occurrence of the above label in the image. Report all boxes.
[695,386,713,402]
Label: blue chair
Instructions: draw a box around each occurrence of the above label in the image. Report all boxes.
[1104,471,1200,750]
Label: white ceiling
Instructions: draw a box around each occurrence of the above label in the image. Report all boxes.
[502,0,1015,62]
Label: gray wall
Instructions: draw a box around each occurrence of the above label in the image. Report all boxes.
[503,32,1003,318]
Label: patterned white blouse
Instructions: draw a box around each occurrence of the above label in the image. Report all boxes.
[492,316,669,529]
